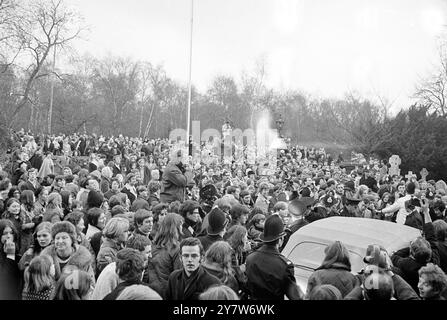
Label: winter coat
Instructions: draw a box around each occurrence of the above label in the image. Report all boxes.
[145,245,182,298]
[344,270,420,300]
[166,266,221,300]
[307,263,359,298]
[202,262,239,293]
[160,163,187,203]
[37,157,54,179]
[197,234,224,253]
[121,185,137,204]
[437,241,447,274]
[181,219,201,239]
[0,252,23,300]
[391,223,440,293]
[96,238,122,275]
[148,194,160,209]
[100,176,111,194]
[247,225,262,241]
[18,180,40,195]
[254,194,270,214]
[104,189,120,200]
[391,248,426,293]
[41,244,95,286]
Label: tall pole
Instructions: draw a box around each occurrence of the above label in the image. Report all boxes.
[186,0,194,148]
[48,45,57,135]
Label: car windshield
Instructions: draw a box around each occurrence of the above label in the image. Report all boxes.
[286,241,365,272]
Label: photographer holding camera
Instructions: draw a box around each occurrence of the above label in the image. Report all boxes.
[160,149,189,204]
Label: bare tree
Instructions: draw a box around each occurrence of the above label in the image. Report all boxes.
[240,57,269,129]
[0,0,21,71]
[92,56,140,135]
[138,63,168,138]
[414,43,447,117]
[9,0,84,127]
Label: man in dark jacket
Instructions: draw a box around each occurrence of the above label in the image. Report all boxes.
[359,170,378,193]
[391,233,434,293]
[112,154,122,177]
[179,200,202,239]
[197,207,228,252]
[245,215,303,300]
[166,237,221,300]
[18,168,40,194]
[160,149,188,203]
[345,244,420,300]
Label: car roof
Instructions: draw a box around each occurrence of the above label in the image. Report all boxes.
[283,217,422,255]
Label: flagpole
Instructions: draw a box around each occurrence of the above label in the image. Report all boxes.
[186,0,194,152]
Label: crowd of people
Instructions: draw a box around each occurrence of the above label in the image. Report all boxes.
[1,129,447,300]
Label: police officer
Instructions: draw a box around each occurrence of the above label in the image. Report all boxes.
[245,214,303,300]
[339,195,362,217]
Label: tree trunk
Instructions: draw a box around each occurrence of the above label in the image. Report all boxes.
[47,46,57,134]
[28,103,34,132]
[138,102,144,138]
[143,102,156,138]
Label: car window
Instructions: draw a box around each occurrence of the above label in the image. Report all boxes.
[287,242,327,270]
[287,241,366,272]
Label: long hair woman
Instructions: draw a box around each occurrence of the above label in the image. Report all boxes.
[43,192,63,223]
[19,190,37,255]
[306,240,359,298]
[146,212,184,298]
[0,219,23,299]
[33,186,49,218]
[18,221,53,271]
[22,254,55,300]
[53,267,92,300]
[96,217,130,275]
[60,190,73,218]
[202,241,239,294]
[1,198,25,254]
[149,202,168,239]
[64,210,95,260]
[222,225,251,299]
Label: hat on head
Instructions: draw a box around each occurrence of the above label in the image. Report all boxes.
[207,208,228,235]
[288,197,315,216]
[239,190,250,198]
[322,194,337,207]
[345,194,362,205]
[300,187,311,197]
[260,215,285,242]
[426,189,435,200]
[200,184,219,202]
[344,181,355,192]
[51,221,77,245]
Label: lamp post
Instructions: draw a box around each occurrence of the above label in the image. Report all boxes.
[276,114,284,138]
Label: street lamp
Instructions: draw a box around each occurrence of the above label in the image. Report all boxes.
[276,114,284,138]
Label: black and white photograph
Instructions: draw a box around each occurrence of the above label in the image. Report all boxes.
[1,0,447,309]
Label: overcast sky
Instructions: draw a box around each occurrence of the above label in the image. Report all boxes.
[69,0,447,114]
